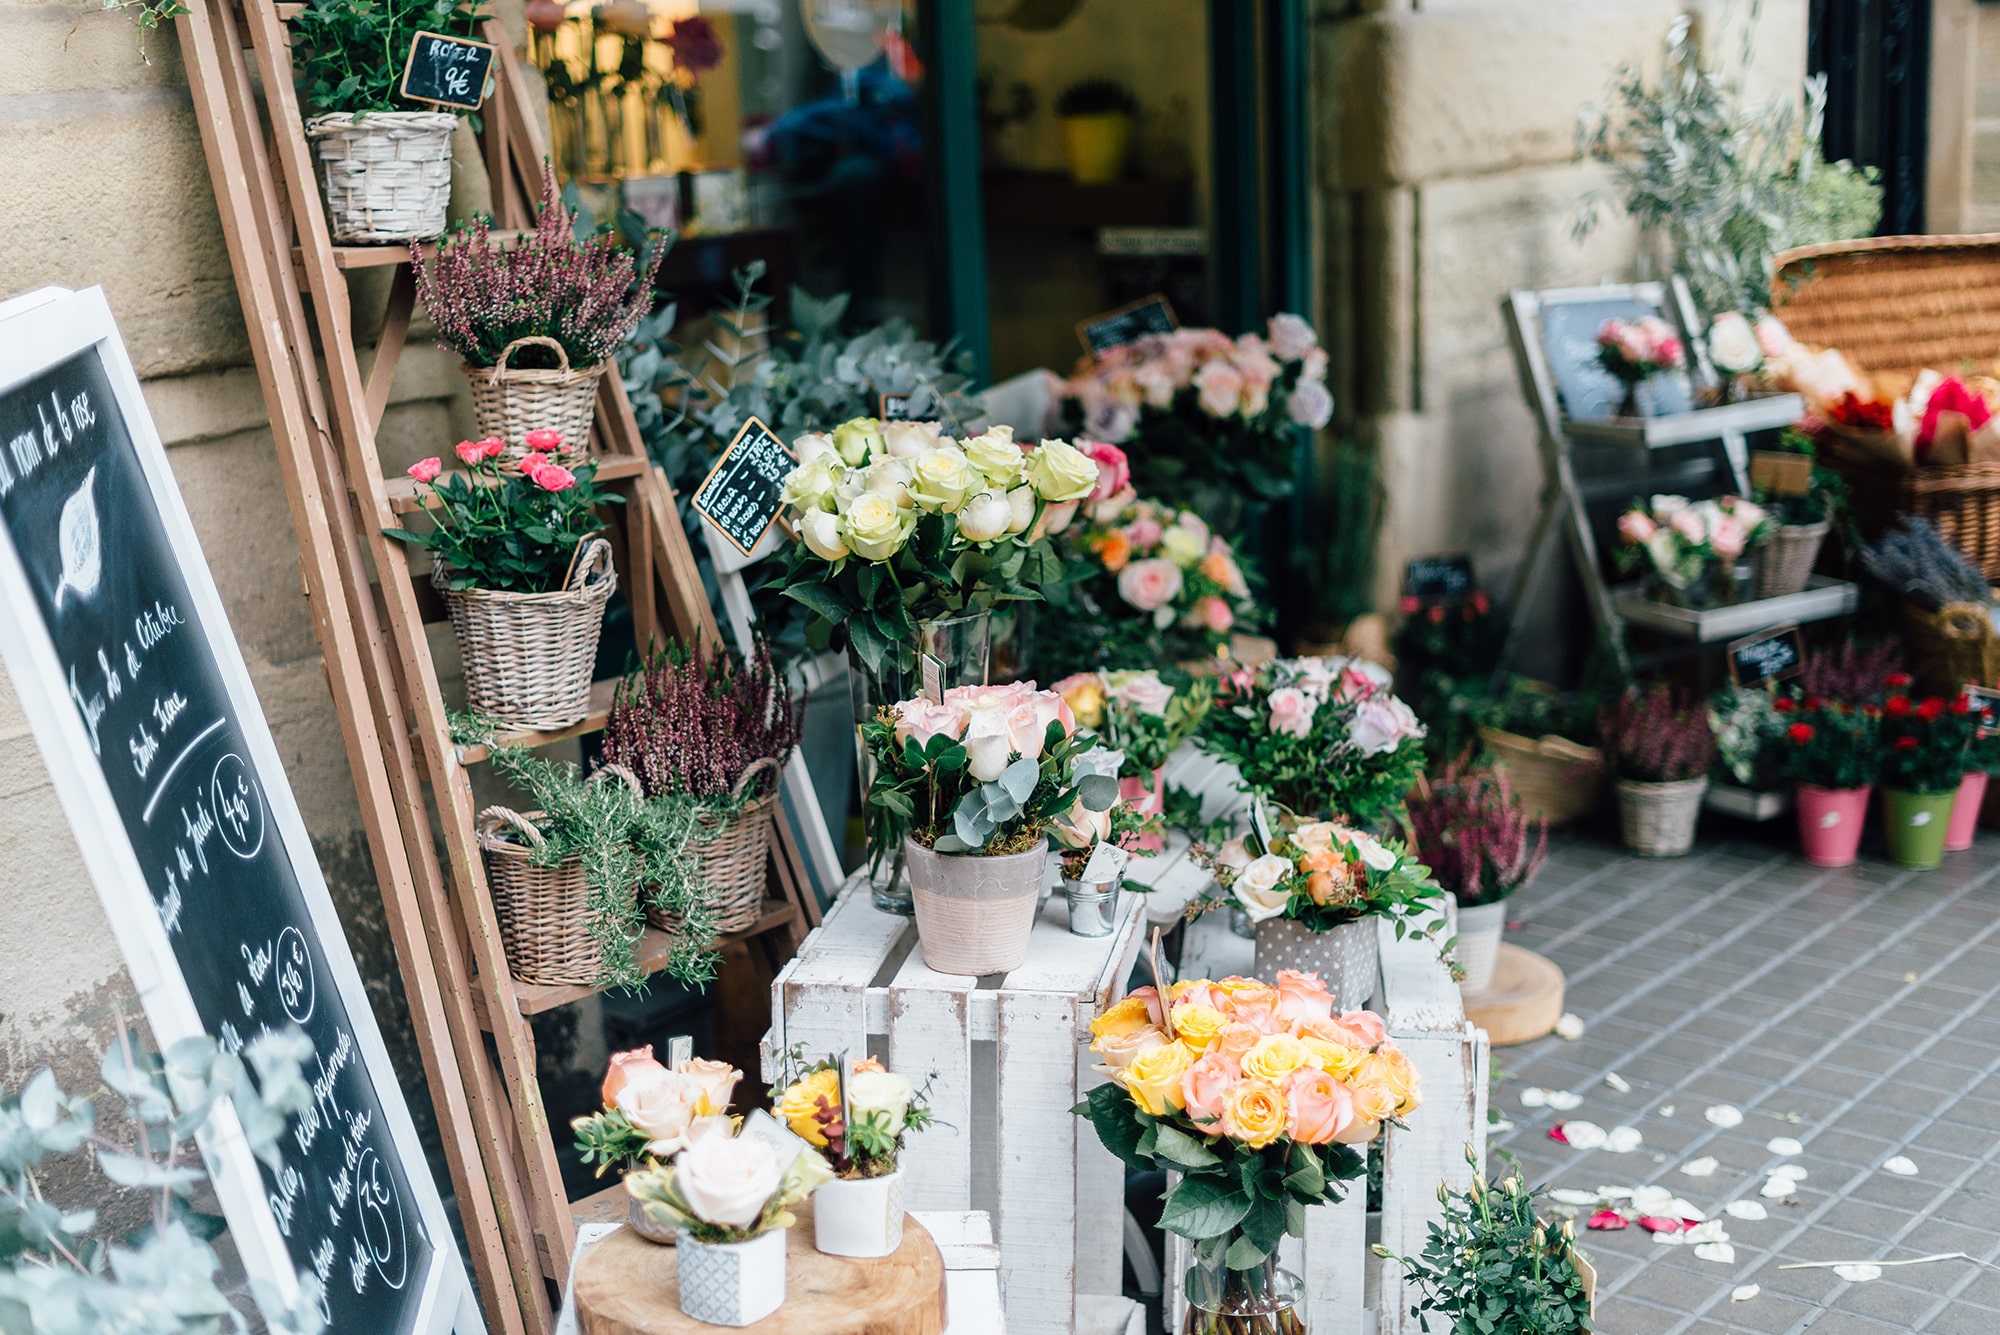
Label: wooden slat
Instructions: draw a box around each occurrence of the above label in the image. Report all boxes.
[886,947,976,1213]
[506,903,801,1018]
[776,881,909,1063]
[993,987,1079,1335]
[362,261,416,433]
[384,451,651,513]
[456,678,619,764]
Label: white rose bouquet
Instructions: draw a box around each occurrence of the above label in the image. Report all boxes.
[772,1050,933,1179]
[773,417,1101,681]
[1198,811,1443,936]
[623,1119,833,1243]
[572,1046,743,1176]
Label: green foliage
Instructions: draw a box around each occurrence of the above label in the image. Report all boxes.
[862,715,1113,858]
[290,0,486,117]
[571,1106,650,1179]
[384,451,620,594]
[99,0,186,32]
[1775,693,1881,791]
[1878,686,1977,795]
[1310,438,1384,632]
[0,1027,325,1334]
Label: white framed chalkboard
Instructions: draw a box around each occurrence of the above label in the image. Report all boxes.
[0,287,480,1334]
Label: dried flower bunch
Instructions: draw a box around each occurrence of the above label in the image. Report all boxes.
[414,164,665,371]
[1407,759,1549,908]
[602,639,801,806]
[1599,685,1716,783]
[1861,518,1994,613]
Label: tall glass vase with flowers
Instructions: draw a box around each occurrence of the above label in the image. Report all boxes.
[1877,676,1977,869]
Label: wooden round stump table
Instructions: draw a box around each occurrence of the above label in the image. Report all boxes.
[1462,943,1566,1046]
[572,1201,947,1335]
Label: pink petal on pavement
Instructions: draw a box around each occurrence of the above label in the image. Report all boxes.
[1637,1216,1685,1234]
[1548,1123,1570,1144]
[1587,1210,1629,1231]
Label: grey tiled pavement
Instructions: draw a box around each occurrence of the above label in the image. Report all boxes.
[1489,826,2000,1334]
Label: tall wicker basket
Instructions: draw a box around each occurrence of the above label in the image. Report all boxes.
[464,335,606,462]
[646,757,782,936]
[304,111,456,244]
[1753,520,1830,599]
[439,537,617,731]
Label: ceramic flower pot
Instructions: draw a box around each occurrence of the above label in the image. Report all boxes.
[1883,787,1955,869]
[1119,767,1166,853]
[905,837,1048,975]
[1615,777,1707,857]
[1947,771,1989,852]
[1795,783,1871,868]
[812,1170,905,1259]
[628,1196,676,1245]
[1453,898,1507,993]
[676,1228,786,1326]
[1251,916,1378,1010]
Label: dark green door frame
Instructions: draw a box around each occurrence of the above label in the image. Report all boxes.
[917,0,993,386]
[1209,0,1262,335]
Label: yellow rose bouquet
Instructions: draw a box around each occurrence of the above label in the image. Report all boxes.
[771,1048,933,1180]
[1076,970,1422,1334]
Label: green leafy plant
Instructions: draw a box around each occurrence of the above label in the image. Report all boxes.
[290,0,486,116]
[1377,1147,1595,1334]
[1055,79,1137,118]
[386,438,618,593]
[1775,691,1881,790]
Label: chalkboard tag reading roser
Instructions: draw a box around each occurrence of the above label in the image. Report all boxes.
[1728,625,1804,688]
[1403,552,1476,603]
[1078,294,1178,356]
[692,417,794,556]
[398,31,496,111]
[878,392,916,421]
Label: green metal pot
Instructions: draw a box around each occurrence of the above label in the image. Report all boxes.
[1883,787,1956,870]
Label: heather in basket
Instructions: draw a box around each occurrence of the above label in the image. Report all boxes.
[1600,685,1715,857]
[1408,760,1545,992]
[386,436,616,592]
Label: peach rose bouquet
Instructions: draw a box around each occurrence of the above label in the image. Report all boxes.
[1197,815,1444,936]
[572,1046,745,1176]
[1076,969,1419,1330]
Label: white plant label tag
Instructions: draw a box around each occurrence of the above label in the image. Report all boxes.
[1911,811,1933,826]
[919,653,943,704]
[1821,812,1841,828]
[740,1108,812,1166]
[1082,841,1129,884]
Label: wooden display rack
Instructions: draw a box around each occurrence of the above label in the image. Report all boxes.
[174,4,818,1332]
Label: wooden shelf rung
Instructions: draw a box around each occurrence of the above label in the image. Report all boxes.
[454,678,618,763]
[569,1182,631,1230]
[383,451,651,513]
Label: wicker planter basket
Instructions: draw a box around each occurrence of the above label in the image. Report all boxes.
[439,537,617,731]
[1615,776,1708,858]
[304,111,456,244]
[464,335,606,462]
[1902,599,2000,694]
[645,757,782,936]
[1479,726,1606,828]
[1753,520,1830,599]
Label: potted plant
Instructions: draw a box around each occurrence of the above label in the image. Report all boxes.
[388,437,619,729]
[1613,493,1768,607]
[862,682,1114,974]
[1054,79,1137,184]
[602,638,801,934]
[1599,686,1715,857]
[288,0,484,242]
[414,166,665,457]
[1949,695,1998,852]
[1475,676,1607,829]
[1860,519,2000,699]
[1878,676,1977,869]
[1200,655,1427,831]
[773,1049,934,1259]
[1078,969,1421,1334]
[1751,427,1847,598]
[1407,760,1548,993]
[1378,1148,1595,1334]
[572,1046,743,1242]
[1708,685,1789,798]
[623,1122,832,1327]
[1773,692,1880,868]
[1594,316,1683,418]
[1053,668,1211,851]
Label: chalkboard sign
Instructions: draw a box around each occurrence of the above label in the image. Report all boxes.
[1728,626,1805,688]
[1965,684,2000,736]
[693,417,794,555]
[398,31,495,111]
[1077,293,1178,356]
[1403,552,1475,602]
[0,289,477,1334]
[879,392,916,421]
[1540,295,1693,421]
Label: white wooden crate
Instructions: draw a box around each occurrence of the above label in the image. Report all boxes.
[764,867,1149,1335]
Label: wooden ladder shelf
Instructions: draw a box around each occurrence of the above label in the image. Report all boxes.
[174,4,820,1331]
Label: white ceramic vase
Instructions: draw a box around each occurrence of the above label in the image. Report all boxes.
[676,1228,786,1327]
[1252,916,1380,1010]
[1453,898,1507,993]
[813,1169,905,1258]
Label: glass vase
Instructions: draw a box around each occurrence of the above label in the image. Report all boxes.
[1182,1253,1305,1335]
[848,611,994,914]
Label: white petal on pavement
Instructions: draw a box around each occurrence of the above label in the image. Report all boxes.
[1629,1186,1675,1214]
[1732,1285,1761,1302]
[1521,1088,1549,1108]
[1705,1104,1744,1128]
[1653,1229,1687,1246]
[1768,1165,1808,1183]
[1833,1264,1882,1283]
[1596,1185,1634,1201]
[1768,1137,1804,1156]
[1659,1105,1675,1118]
[1561,1121,1607,1150]
[1486,1118,1515,1135]
[1695,1242,1738,1264]
[1546,1090,1584,1112]
[1605,1071,1631,1093]
[1681,1156,1719,1177]
[1884,1156,1919,1176]
[1555,1012,1586,1040]
[1724,1200,1769,1221]
[1550,1189,1602,1206]
[1761,1176,1797,1199]
[1604,1125,1644,1153]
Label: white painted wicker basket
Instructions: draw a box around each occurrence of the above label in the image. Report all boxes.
[305,111,456,243]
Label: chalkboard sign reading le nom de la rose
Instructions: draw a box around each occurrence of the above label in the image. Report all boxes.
[693,417,794,555]
[1077,293,1178,356]
[398,31,495,111]
[1728,625,1805,689]
[0,288,479,1334]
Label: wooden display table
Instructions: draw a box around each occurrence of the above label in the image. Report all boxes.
[1462,944,1566,1046]
[572,1202,945,1335]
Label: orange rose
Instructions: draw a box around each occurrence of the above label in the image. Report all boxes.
[602,1046,668,1106]
[1362,1046,1422,1116]
[1299,1010,1386,1051]
[1220,1079,1288,1149]
[1093,530,1133,572]
[1336,1116,1382,1146]
[1199,548,1235,587]
[1346,1068,1399,1125]
[1285,1068,1354,1145]
[1180,1051,1240,1132]
[851,1056,886,1074]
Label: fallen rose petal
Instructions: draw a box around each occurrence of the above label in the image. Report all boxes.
[1705,1104,1744,1128]
[1768,1136,1804,1156]
[1605,1071,1631,1093]
[1521,1088,1550,1108]
[1651,1228,1687,1246]
[1659,1105,1675,1118]
[1629,1186,1675,1214]
[1637,1216,1685,1233]
[1694,1242,1737,1264]
[1548,1123,1569,1144]
[1596,1186,1635,1200]
[1685,1220,1728,1244]
[1681,1156,1719,1177]
[1546,1090,1584,1112]
[1767,1165,1808,1183]
[1604,1126,1643,1153]
[1760,1177,1796,1200]
[1551,1189,1602,1206]
[1732,1285,1760,1302]
[1833,1264,1882,1283]
[1554,1012,1586,1040]
[1587,1209,1629,1231]
[1724,1200,1768,1221]
[1562,1121,1608,1150]
[1884,1156,1918,1176]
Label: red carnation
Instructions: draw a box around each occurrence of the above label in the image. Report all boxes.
[1895,736,1919,751]
[1887,696,1912,718]
[1917,698,1945,722]
[1774,697,1795,713]
[1803,696,1824,712]
[1886,672,1914,689]
[1952,697,1973,714]
[1787,722,1815,744]
[1399,595,1419,615]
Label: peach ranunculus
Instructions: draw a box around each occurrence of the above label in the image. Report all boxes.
[1190,595,1235,634]
[1168,1002,1229,1051]
[1118,1039,1198,1116]
[1118,557,1184,615]
[1180,1051,1241,1132]
[677,1057,742,1117]
[1273,970,1336,1025]
[1092,528,1134,573]
[1290,821,1338,854]
[602,1046,669,1105]
[1285,1068,1354,1145]
[1220,1079,1288,1148]
[1240,1032,1315,1084]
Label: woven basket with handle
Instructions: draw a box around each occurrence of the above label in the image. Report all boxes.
[1752,520,1830,599]
[646,756,781,936]
[1903,600,2000,694]
[1479,726,1606,828]
[439,536,616,731]
[304,112,456,244]
[463,335,605,462]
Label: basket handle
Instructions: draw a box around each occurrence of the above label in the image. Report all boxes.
[479,804,547,851]
[730,755,783,802]
[489,335,572,381]
[1938,603,1992,642]
[593,762,646,797]
[564,536,617,593]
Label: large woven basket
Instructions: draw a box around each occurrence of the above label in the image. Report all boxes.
[464,335,606,462]
[439,537,617,731]
[1753,520,1830,599]
[1479,726,1606,828]
[1615,777,1707,858]
[304,111,456,244]
[646,757,781,936]
[1770,235,2000,577]
[1903,600,2000,694]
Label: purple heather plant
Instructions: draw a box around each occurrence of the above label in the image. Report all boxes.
[601,639,801,806]
[413,164,665,371]
[1598,685,1717,783]
[1407,758,1548,907]
[1799,636,1907,704]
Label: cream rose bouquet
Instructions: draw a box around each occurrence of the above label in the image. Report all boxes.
[1614,493,1769,593]
[1199,815,1444,937]
[772,1050,933,1179]
[1076,969,1419,1329]
[623,1119,833,1244]
[572,1046,744,1176]
[773,417,1100,680]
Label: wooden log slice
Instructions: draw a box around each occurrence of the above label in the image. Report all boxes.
[1462,944,1566,1047]
[573,1201,946,1335]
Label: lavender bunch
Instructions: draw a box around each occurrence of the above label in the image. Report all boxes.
[1408,758,1548,907]
[414,164,665,370]
[602,639,801,806]
[1599,685,1716,783]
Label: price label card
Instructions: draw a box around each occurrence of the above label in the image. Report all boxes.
[692,418,795,556]
[1728,625,1805,688]
[1078,293,1178,357]
[398,31,496,111]
[1081,840,1129,885]
[1750,450,1814,497]
[879,392,916,421]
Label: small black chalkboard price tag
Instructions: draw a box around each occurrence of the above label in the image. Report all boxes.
[1077,293,1178,357]
[1728,625,1805,688]
[879,392,916,421]
[1965,684,2000,735]
[692,417,795,556]
[1403,552,1476,602]
[398,31,495,111]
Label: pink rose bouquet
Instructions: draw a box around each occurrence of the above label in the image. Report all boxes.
[1595,316,1684,386]
[1614,493,1769,593]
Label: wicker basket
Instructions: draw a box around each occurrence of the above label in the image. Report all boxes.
[1615,777,1708,858]
[1753,520,1830,599]
[304,112,456,244]
[1479,726,1606,828]
[646,757,782,936]
[464,336,606,462]
[478,766,644,987]
[439,537,617,731]
[1902,600,2000,694]
[1770,235,2000,578]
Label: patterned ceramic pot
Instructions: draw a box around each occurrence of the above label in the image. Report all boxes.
[1251,916,1379,1010]
[812,1170,905,1258]
[676,1228,786,1326]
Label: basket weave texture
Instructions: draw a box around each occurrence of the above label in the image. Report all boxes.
[305,112,456,244]
[645,757,781,936]
[440,536,616,731]
[1770,236,2000,577]
[1903,600,2000,693]
[1615,777,1707,858]
[1479,727,1606,828]
[464,336,606,461]
[1753,520,1830,599]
